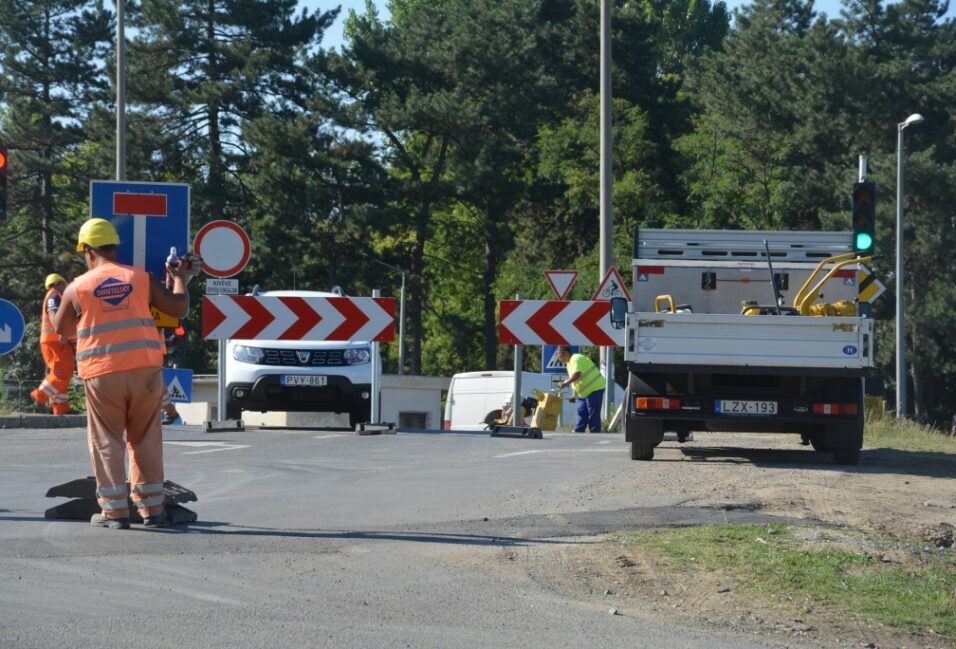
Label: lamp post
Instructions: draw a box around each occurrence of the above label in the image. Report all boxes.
[115,0,126,181]
[368,257,406,376]
[896,113,924,419]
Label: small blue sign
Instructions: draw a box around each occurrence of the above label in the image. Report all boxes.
[90,181,190,281]
[0,299,25,356]
[542,344,578,374]
[162,367,193,403]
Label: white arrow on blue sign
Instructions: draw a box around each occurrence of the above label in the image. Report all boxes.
[0,299,25,356]
[90,181,190,281]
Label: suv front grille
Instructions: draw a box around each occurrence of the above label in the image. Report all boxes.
[262,348,347,366]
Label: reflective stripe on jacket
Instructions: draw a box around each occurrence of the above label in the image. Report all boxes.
[74,261,164,380]
[568,353,606,398]
[40,287,62,344]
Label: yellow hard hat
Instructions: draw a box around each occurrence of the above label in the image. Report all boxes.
[44,273,66,289]
[75,218,120,252]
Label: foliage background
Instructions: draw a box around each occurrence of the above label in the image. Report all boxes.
[1,0,954,424]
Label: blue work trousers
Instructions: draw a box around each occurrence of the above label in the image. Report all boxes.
[575,389,604,432]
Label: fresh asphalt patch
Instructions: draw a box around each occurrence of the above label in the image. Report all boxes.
[383,506,819,543]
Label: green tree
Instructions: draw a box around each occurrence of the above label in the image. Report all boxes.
[128,0,333,223]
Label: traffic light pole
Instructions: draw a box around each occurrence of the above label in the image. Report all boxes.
[896,126,907,419]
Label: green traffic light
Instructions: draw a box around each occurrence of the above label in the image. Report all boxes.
[855,232,873,251]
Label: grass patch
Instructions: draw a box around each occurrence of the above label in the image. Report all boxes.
[620,523,956,638]
[865,418,956,455]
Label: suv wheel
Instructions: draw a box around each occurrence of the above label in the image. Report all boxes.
[225,403,242,421]
[349,406,371,429]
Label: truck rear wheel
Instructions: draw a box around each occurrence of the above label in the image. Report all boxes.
[809,434,830,453]
[833,448,861,465]
[630,442,655,461]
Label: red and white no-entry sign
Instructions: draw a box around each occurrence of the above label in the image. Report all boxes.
[193,220,251,278]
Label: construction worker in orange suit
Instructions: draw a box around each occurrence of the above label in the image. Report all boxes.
[31,273,75,415]
[53,218,195,529]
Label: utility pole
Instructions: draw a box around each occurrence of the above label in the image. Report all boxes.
[599,0,614,423]
[116,0,126,181]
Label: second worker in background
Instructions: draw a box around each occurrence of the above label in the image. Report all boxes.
[556,345,606,433]
[31,273,75,415]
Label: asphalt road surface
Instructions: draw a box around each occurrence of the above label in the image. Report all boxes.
[1,424,800,649]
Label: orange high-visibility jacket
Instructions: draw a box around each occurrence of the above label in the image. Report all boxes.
[40,287,63,345]
[73,261,164,380]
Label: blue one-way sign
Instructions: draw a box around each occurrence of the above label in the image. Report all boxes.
[90,181,190,281]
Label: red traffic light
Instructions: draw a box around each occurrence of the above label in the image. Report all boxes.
[0,150,7,170]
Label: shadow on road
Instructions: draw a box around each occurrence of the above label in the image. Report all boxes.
[664,444,955,479]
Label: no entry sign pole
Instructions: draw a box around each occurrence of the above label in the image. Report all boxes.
[370,289,381,425]
[193,220,252,423]
[218,338,227,422]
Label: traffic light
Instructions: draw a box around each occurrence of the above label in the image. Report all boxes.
[851,181,876,255]
[0,147,7,222]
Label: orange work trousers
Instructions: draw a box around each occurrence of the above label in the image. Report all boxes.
[84,366,165,520]
[36,341,75,414]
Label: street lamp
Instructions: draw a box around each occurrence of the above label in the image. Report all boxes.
[367,256,407,376]
[895,112,924,419]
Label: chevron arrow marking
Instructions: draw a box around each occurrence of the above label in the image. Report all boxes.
[202,295,395,342]
[498,300,618,346]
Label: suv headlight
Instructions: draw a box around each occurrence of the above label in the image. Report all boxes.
[343,347,371,365]
[233,345,265,364]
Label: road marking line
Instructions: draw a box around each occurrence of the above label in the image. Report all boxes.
[495,448,622,458]
[495,450,542,458]
[165,441,250,455]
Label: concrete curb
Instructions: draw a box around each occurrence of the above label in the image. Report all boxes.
[0,413,87,429]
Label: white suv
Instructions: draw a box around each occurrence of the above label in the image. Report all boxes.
[224,290,378,427]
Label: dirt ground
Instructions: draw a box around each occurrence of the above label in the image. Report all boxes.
[459,433,956,649]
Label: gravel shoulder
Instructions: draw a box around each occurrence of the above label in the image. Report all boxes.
[452,433,956,649]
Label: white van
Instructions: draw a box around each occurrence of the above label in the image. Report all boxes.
[442,370,623,431]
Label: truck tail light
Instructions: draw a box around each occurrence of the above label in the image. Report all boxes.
[635,397,681,411]
[811,403,859,416]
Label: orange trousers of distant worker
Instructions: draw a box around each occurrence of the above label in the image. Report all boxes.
[84,367,166,521]
[32,341,75,415]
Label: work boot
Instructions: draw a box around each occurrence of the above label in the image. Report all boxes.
[143,511,170,528]
[90,513,130,529]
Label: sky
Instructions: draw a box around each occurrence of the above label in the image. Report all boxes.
[303,0,956,51]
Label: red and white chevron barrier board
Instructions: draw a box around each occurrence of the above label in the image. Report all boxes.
[498,300,618,346]
[202,295,395,342]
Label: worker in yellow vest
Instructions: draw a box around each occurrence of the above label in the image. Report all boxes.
[53,218,195,529]
[31,273,75,415]
[556,345,606,432]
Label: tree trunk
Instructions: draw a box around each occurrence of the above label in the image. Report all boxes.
[408,203,427,375]
[41,9,52,254]
[482,209,498,371]
[206,0,225,219]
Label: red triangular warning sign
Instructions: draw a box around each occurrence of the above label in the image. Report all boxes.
[591,266,632,301]
[544,270,579,300]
